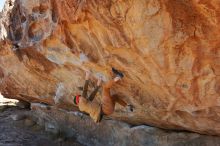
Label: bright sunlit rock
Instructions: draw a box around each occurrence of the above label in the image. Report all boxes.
[0,93,18,106]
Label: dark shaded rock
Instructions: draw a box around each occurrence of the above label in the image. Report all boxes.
[10,113,26,121]
[14,27,23,41]
[0,67,4,79]
[0,106,83,146]
[30,103,220,146]
[24,118,36,127]
[16,100,30,109]
[28,22,44,41]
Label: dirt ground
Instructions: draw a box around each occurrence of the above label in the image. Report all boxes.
[0,105,83,146]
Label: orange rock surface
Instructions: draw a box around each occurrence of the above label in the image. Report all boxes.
[0,0,220,135]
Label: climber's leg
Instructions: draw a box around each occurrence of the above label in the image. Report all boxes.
[82,71,91,98]
[88,77,102,101]
[102,74,123,115]
[112,94,127,107]
[87,86,99,101]
[82,80,89,98]
[102,67,124,99]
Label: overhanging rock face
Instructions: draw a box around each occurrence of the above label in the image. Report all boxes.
[0,0,220,135]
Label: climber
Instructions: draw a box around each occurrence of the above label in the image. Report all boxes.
[73,68,131,122]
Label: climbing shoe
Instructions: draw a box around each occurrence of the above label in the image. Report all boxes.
[112,67,124,78]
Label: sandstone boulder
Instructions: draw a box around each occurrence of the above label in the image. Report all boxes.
[0,0,220,135]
